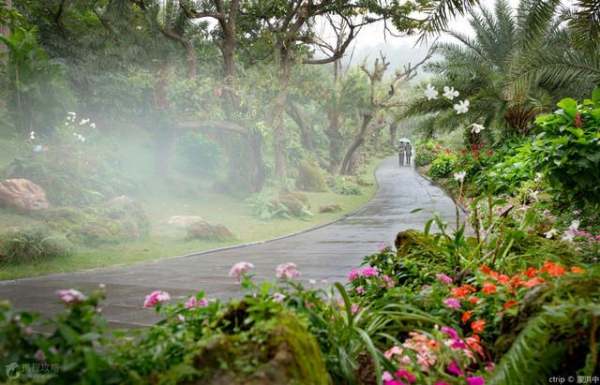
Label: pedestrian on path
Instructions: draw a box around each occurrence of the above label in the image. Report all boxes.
[406,141,412,166]
[398,142,405,167]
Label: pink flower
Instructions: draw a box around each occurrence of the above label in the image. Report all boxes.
[356,286,365,295]
[362,266,379,277]
[450,339,467,349]
[229,261,254,281]
[436,273,453,285]
[57,289,86,304]
[382,371,394,381]
[434,382,450,385]
[443,297,461,309]
[395,369,416,384]
[273,292,286,303]
[185,296,208,309]
[446,360,463,376]
[466,376,485,385]
[351,303,360,314]
[34,349,46,362]
[348,268,361,281]
[384,346,403,359]
[384,381,406,385]
[441,326,459,339]
[276,262,301,279]
[378,242,388,251]
[382,274,395,288]
[143,290,170,308]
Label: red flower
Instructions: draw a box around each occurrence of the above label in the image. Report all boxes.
[503,300,518,309]
[452,284,476,298]
[570,266,585,274]
[497,274,510,284]
[482,282,497,295]
[471,319,486,334]
[480,265,492,275]
[524,267,537,278]
[462,311,473,323]
[523,277,545,288]
[468,296,480,305]
[542,261,566,277]
[574,112,583,128]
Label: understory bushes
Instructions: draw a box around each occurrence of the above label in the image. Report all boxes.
[1,197,597,384]
[0,227,71,264]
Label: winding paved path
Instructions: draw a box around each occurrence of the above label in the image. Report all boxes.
[0,158,456,327]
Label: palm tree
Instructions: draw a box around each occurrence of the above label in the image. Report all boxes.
[404,0,600,137]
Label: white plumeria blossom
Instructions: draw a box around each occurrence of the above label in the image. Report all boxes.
[545,228,559,239]
[442,86,459,100]
[453,171,467,183]
[29,131,36,140]
[453,100,470,114]
[90,123,96,129]
[79,118,90,125]
[471,123,485,134]
[424,84,438,100]
[67,112,76,116]
[561,220,581,242]
[309,279,317,285]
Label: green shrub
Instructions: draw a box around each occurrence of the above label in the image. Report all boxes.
[415,140,437,167]
[329,176,362,195]
[531,89,600,203]
[428,152,457,178]
[478,141,536,194]
[0,227,71,264]
[174,132,222,177]
[247,191,313,220]
[295,160,327,192]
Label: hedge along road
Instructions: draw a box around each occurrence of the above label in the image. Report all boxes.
[0,157,457,328]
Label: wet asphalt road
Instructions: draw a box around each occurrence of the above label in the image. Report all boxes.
[0,158,456,327]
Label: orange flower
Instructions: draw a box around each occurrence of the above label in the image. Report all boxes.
[497,274,510,284]
[524,267,537,278]
[503,300,518,310]
[480,265,492,275]
[462,311,473,323]
[542,261,566,277]
[571,266,585,274]
[482,282,497,295]
[468,296,480,305]
[471,319,486,334]
[509,275,523,288]
[523,277,545,288]
[452,284,476,298]
[465,335,484,356]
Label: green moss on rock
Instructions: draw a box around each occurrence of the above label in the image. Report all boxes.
[185,312,331,385]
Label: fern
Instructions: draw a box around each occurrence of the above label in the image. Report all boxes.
[488,303,600,385]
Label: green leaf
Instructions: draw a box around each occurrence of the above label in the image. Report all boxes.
[557,98,578,117]
[592,87,600,103]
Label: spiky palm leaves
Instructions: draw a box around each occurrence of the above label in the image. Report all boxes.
[407,0,600,138]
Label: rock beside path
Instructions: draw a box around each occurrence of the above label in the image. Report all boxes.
[319,204,342,213]
[186,221,235,241]
[0,178,49,211]
[166,215,205,228]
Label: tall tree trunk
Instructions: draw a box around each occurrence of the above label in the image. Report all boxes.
[0,0,10,38]
[326,59,343,173]
[271,49,291,181]
[389,121,398,145]
[286,102,315,152]
[340,113,372,175]
[153,63,175,178]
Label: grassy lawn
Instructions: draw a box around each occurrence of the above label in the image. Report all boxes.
[0,157,383,280]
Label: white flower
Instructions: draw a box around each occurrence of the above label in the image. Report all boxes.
[57,289,86,304]
[67,111,76,116]
[562,231,575,242]
[470,123,485,134]
[545,228,559,239]
[136,26,143,30]
[569,220,580,231]
[79,118,90,125]
[530,190,540,201]
[442,86,459,100]
[453,99,470,114]
[272,292,286,303]
[309,279,317,285]
[29,131,36,140]
[424,84,438,100]
[535,173,543,183]
[33,145,43,153]
[453,171,467,183]
[90,123,96,129]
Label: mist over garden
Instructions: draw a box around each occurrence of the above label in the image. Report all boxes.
[0,0,599,384]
